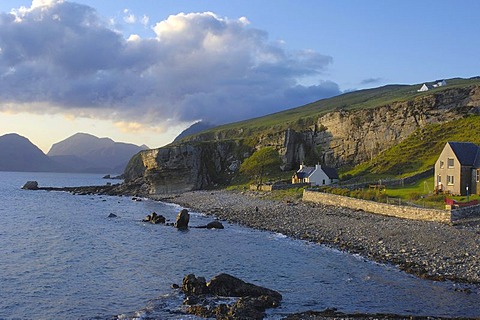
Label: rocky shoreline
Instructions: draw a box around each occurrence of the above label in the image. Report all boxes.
[157,190,480,285]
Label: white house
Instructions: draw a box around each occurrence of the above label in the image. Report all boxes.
[292,164,339,186]
[433,79,447,88]
[417,83,432,92]
[417,80,447,92]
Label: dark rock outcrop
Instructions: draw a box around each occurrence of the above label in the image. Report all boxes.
[182,274,208,296]
[22,181,39,190]
[143,212,166,224]
[181,273,282,320]
[206,221,224,229]
[175,209,190,229]
[207,273,282,302]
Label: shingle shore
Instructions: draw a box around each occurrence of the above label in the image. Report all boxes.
[157,190,480,284]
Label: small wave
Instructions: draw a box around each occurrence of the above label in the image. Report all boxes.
[270,232,287,240]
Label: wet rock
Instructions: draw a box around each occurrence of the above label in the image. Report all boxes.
[107,213,117,218]
[228,296,277,319]
[182,274,208,296]
[142,212,166,224]
[22,181,39,190]
[207,273,282,302]
[182,273,282,319]
[175,209,190,229]
[206,221,224,229]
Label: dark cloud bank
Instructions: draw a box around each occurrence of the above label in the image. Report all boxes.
[0,1,340,128]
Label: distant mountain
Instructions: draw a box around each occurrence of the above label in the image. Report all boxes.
[47,133,148,173]
[0,133,61,172]
[174,121,215,142]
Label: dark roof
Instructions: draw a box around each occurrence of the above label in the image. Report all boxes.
[294,171,309,179]
[448,142,480,166]
[295,165,339,179]
[296,166,315,176]
[322,167,339,179]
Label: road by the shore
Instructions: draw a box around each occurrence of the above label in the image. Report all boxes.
[157,189,480,284]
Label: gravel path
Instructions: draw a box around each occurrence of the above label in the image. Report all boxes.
[158,190,480,284]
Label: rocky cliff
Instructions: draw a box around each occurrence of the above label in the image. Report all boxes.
[124,84,480,194]
[124,141,246,194]
[287,85,479,168]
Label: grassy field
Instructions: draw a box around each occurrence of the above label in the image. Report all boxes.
[384,176,480,209]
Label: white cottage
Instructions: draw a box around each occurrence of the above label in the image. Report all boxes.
[292,164,339,186]
[417,80,446,92]
[417,83,433,92]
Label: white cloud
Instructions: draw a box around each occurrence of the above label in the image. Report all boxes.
[0,1,339,128]
[140,14,149,26]
[123,9,136,24]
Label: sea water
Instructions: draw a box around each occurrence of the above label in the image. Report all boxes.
[0,171,479,319]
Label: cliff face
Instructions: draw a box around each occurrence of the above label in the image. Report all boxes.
[256,86,480,169]
[125,85,480,194]
[124,141,245,194]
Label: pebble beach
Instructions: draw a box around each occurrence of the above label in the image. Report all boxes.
[159,189,480,284]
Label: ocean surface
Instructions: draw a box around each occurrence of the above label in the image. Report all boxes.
[0,171,479,319]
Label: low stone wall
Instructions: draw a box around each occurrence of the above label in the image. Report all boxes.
[250,183,309,191]
[451,204,480,221]
[303,190,452,224]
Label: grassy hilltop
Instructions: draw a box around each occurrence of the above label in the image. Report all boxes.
[181,77,480,145]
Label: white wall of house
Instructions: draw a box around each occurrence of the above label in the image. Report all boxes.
[308,165,332,186]
[417,84,429,92]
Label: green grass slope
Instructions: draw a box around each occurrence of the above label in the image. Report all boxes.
[181,77,480,143]
[344,115,480,179]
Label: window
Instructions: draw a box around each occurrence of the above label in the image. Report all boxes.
[447,175,454,185]
[440,160,444,168]
[447,158,454,168]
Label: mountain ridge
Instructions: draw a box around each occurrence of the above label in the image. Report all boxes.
[0,132,147,173]
[0,133,61,172]
[48,132,148,173]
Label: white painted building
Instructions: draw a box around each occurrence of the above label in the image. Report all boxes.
[417,80,446,92]
[292,164,339,186]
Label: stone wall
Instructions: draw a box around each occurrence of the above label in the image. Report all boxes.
[303,190,452,224]
[451,204,480,221]
[251,183,309,191]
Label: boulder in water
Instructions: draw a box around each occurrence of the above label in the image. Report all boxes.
[206,221,224,229]
[207,273,282,302]
[142,212,166,224]
[182,273,282,320]
[22,181,39,190]
[175,209,190,229]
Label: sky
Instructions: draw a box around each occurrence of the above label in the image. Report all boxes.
[0,0,479,153]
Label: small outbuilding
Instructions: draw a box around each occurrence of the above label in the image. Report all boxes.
[292,164,339,186]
